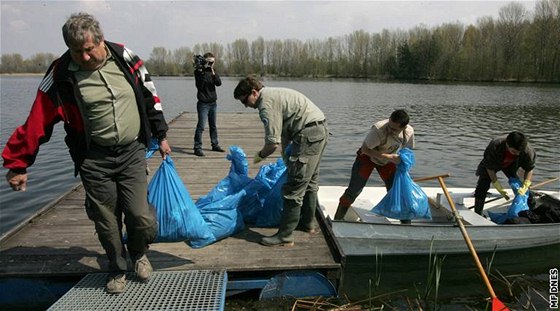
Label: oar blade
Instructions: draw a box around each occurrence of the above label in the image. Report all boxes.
[492,297,509,311]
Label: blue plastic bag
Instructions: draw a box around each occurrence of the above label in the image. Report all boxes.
[148,156,216,245]
[194,190,247,247]
[145,137,159,159]
[371,148,431,220]
[237,178,268,224]
[192,146,248,247]
[255,158,288,227]
[250,145,290,227]
[488,177,529,224]
[196,146,252,206]
[233,148,288,226]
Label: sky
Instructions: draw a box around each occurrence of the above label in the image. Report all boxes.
[1,0,539,59]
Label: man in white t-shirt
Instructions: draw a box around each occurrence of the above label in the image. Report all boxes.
[334,109,414,221]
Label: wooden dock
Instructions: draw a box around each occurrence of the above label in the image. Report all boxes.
[0,112,340,283]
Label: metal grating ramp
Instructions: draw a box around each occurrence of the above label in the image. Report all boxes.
[48,270,227,311]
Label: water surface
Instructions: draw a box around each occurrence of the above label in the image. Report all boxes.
[1,76,559,236]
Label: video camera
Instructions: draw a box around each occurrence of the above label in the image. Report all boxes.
[193,55,206,70]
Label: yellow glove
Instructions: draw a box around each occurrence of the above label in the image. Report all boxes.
[253,151,264,164]
[518,179,531,196]
[492,180,510,201]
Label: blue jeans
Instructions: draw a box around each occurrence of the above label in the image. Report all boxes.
[194,101,219,150]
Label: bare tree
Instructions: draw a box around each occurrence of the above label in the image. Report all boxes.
[346,30,371,77]
[23,53,57,73]
[250,37,265,75]
[531,0,560,80]
[497,2,528,79]
[0,54,25,73]
[228,39,250,75]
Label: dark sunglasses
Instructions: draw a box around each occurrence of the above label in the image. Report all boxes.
[240,92,252,105]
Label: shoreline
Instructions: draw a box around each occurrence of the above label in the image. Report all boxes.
[1,73,44,76]
[3,73,558,86]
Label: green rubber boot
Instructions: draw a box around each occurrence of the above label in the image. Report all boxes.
[261,204,300,247]
[298,192,318,233]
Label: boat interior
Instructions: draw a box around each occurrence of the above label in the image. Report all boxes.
[318,186,560,226]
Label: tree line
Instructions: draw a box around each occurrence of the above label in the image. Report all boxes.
[2,0,559,82]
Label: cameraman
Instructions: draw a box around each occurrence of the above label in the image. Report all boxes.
[193,52,224,156]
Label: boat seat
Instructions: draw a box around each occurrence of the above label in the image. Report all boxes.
[341,198,392,223]
[457,209,498,226]
[353,208,392,224]
[433,193,498,226]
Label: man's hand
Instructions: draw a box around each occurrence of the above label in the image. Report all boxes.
[518,179,531,196]
[254,151,264,164]
[385,153,401,164]
[492,180,510,200]
[6,170,28,192]
[159,139,171,160]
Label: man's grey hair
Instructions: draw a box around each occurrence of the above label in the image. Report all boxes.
[62,12,104,47]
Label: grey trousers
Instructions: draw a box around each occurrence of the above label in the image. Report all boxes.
[80,140,157,272]
[281,122,328,235]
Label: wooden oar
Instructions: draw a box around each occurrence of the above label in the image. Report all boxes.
[436,175,509,311]
[413,173,450,183]
[529,177,559,190]
[467,177,560,210]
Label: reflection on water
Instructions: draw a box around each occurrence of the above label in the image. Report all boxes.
[1,76,559,237]
[342,244,558,304]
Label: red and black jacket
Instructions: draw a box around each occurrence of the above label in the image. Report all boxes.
[2,41,168,176]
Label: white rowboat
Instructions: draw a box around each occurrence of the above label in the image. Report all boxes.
[318,186,560,256]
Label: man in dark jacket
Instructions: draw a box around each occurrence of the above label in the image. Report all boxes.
[2,12,171,294]
[473,131,536,215]
[193,52,224,156]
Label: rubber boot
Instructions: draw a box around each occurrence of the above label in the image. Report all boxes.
[474,196,485,215]
[261,205,300,247]
[298,192,318,233]
[334,205,349,220]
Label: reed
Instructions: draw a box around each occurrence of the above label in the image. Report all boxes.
[423,239,446,309]
[491,270,549,310]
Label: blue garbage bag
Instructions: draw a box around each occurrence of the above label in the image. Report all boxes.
[148,156,215,245]
[196,146,252,207]
[255,158,288,227]
[488,177,529,224]
[238,178,268,224]
[250,145,291,227]
[193,190,247,248]
[371,148,431,220]
[145,137,159,159]
[192,146,248,247]
[237,147,289,226]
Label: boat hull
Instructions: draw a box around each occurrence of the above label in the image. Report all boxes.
[332,220,560,256]
[319,186,560,257]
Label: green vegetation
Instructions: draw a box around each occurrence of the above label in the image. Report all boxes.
[2,1,559,82]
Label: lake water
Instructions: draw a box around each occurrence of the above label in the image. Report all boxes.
[1,76,559,238]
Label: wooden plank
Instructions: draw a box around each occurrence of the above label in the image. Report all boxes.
[0,112,340,279]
